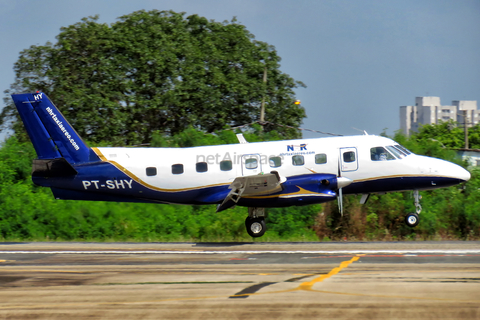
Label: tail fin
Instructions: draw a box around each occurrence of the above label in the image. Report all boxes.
[11,92,97,164]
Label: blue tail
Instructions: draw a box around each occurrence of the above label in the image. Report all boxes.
[11,92,98,164]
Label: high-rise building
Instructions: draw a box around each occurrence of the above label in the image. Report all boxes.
[400,97,478,136]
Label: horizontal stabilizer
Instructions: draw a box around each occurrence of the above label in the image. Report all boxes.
[32,158,78,177]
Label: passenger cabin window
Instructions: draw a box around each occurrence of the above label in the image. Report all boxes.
[269,156,282,168]
[172,164,184,174]
[343,151,356,163]
[245,158,258,169]
[292,155,305,166]
[315,153,327,164]
[196,162,208,173]
[370,147,395,161]
[146,167,157,176]
[220,160,232,171]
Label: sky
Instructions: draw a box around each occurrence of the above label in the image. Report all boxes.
[1,0,479,141]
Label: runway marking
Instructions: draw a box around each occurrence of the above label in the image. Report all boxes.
[301,254,480,259]
[228,255,361,299]
[298,256,360,290]
[1,249,480,254]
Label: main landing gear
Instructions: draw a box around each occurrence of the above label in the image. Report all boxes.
[405,190,421,227]
[245,207,266,237]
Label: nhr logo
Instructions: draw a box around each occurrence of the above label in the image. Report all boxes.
[287,144,307,152]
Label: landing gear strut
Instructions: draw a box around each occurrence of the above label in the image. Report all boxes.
[245,207,266,237]
[405,190,421,227]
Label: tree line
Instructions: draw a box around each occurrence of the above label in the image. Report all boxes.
[0,10,478,241]
[1,10,305,145]
[0,125,478,241]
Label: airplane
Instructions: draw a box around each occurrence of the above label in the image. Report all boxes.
[11,92,471,237]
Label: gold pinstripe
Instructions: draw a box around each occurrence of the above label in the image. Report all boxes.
[91,148,229,193]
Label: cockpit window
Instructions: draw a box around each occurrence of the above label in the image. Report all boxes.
[391,145,407,156]
[386,146,405,159]
[394,144,412,155]
[371,147,395,161]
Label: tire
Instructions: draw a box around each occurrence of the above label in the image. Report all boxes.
[405,212,420,227]
[245,217,266,237]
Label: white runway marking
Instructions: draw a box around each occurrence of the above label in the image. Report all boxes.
[0,249,479,255]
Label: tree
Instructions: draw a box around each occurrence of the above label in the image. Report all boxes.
[2,10,306,145]
[410,120,480,150]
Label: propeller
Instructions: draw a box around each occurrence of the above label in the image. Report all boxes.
[338,186,343,216]
[337,156,353,216]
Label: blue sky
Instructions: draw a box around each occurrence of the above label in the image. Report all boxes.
[1,0,479,141]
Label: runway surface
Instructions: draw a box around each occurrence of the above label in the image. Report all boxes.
[0,241,479,319]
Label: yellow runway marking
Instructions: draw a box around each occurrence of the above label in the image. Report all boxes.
[298,256,360,290]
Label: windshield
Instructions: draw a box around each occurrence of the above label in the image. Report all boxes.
[371,147,396,161]
[371,144,413,161]
[394,144,412,155]
[386,146,405,159]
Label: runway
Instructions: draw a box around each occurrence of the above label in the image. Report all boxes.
[0,242,479,319]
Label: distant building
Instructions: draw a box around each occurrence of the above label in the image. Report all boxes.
[457,149,480,168]
[400,97,478,136]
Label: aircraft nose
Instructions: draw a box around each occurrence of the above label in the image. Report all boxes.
[440,159,470,182]
[419,156,470,185]
[455,165,471,182]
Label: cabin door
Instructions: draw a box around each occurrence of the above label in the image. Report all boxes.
[340,147,358,172]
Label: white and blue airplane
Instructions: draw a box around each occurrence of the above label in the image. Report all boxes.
[11,92,471,237]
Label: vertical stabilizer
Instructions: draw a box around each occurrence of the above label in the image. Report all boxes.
[11,92,94,164]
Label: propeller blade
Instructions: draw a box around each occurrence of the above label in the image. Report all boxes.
[338,187,343,216]
[337,155,343,216]
[336,177,352,217]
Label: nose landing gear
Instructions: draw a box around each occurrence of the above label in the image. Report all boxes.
[405,190,421,227]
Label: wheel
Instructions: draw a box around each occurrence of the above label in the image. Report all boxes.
[405,212,420,227]
[245,217,266,237]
